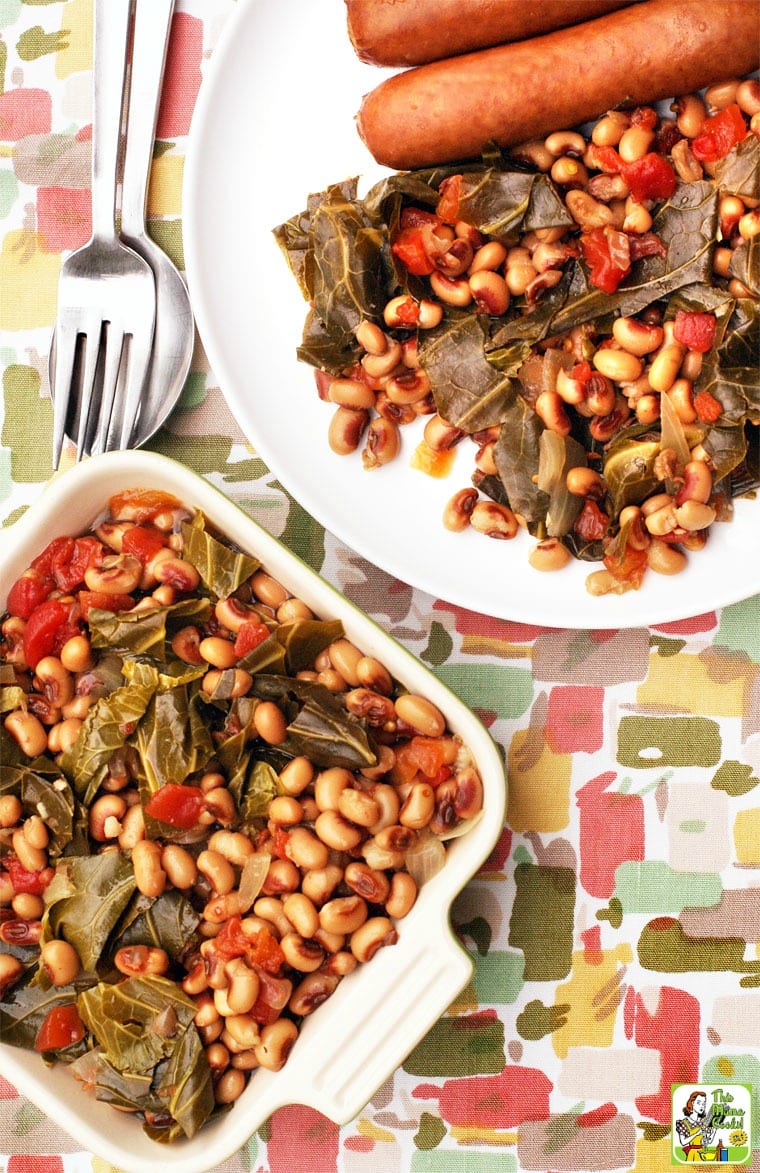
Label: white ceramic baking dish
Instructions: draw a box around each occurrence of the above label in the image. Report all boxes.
[0,450,507,1173]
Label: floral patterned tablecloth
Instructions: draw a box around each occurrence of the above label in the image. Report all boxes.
[1,3,759,1172]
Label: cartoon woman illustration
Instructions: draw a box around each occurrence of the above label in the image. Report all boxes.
[676,1091,717,1162]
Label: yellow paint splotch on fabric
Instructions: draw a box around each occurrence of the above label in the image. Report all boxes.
[148,153,184,218]
[636,651,752,717]
[55,0,93,80]
[507,731,571,832]
[552,942,633,1060]
[733,808,760,865]
[0,229,60,330]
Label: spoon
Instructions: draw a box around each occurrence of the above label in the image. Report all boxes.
[119,0,194,448]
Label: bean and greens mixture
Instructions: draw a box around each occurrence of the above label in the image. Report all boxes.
[0,488,483,1142]
[275,75,760,594]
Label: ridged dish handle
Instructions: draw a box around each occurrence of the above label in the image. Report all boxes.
[253,913,474,1125]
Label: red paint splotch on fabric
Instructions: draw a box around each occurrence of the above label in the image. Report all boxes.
[8,1159,64,1173]
[624,984,700,1122]
[413,1064,552,1128]
[0,89,52,139]
[546,685,604,754]
[0,1075,19,1099]
[577,771,644,898]
[652,612,717,635]
[156,13,203,138]
[581,925,603,964]
[432,600,546,643]
[266,1104,339,1172]
[37,187,91,251]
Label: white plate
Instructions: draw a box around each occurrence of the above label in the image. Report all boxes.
[0,450,506,1173]
[183,0,760,629]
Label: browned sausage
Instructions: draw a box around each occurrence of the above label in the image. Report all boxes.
[345,0,642,67]
[356,0,760,170]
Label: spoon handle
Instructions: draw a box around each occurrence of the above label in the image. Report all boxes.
[120,0,176,238]
[91,0,132,238]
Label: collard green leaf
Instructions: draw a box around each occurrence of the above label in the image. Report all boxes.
[493,398,549,529]
[152,1016,215,1141]
[240,759,280,826]
[0,764,77,857]
[115,890,201,963]
[276,618,344,675]
[0,981,89,1054]
[237,629,287,676]
[181,512,260,599]
[419,311,519,432]
[134,685,213,803]
[88,599,210,661]
[251,675,376,768]
[60,668,158,804]
[715,134,760,202]
[296,308,361,375]
[44,853,136,972]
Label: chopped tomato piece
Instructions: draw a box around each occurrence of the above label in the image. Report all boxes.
[5,854,54,896]
[246,926,285,975]
[392,295,422,326]
[603,542,648,589]
[233,620,270,658]
[122,525,167,563]
[34,1003,86,1052]
[620,153,677,202]
[571,361,594,384]
[435,174,463,224]
[672,309,717,353]
[693,390,723,423]
[213,915,250,960]
[271,826,291,860]
[144,783,206,829]
[78,590,135,618]
[580,227,631,294]
[107,488,182,524]
[392,736,449,785]
[50,536,102,592]
[691,103,746,162]
[6,570,52,619]
[249,997,281,1026]
[31,536,73,576]
[575,499,609,541]
[631,106,659,130]
[23,598,69,669]
[391,225,436,276]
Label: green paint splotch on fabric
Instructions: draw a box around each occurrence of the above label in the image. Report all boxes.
[414,1112,447,1151]
[435,664,534,721]
[517,998,569,1040]
[509,863,575,982]
[2,363,52,483]
[638,916,760,979]
[712,760,759,797]
[422,620,453,667]
[471,950,524,1005]
[17,25,67,59]
[146,432,233,475]
[403,1014,506,1078]
[617,715,722,768]
[716,595,760,660]
[614,861,721,914]
[412,1153,517,1172]
[147,218,184,270]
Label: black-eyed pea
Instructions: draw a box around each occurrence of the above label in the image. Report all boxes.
[0,794,22,828]
[22,814,49,852]
[675,500,716,531]
[468,269,510,315]
[322,950,359,978]
[469,240,507,274]
[171,624,204,665]
[47,717,83,755]
[394,693,445,737]
[222,1013,261,1052]
[89,794,127,842]
[565,189,616,229]
[622,198,652,234]
[635,394,661,425]
[131,840,166,898]
[362,416,401,470]
[230,1050,261,1071]
[314,809,365,852]
[328,377,376,410]
[280,932,324,973]
[225,958,260,1014]
[648,343,686,393]
[85,553,142,594]
[678,460,713,505]
[350,916,398,964]
[199,1019,225,1045]
[385,872,418,920]
[12,892,44,919]
[252,896,291,938]
[356,319,388,355]
[443,487,479,532]
[162,844,198,889]
[11,827,46,874]
[202,668,253,699]
[585,569,632,596]
[644,503,679,537]
[278,755,314,796]
[118,803,145,851]
[617,123,654,162]
[362,838,406,871]
[535,390,571,436]
[529,538,572,572]
[282,892,320,939]
[666,378,697,425]
[362,339,403,379]
[373,824,418,853]
[343,861,391,905]
[314,767,353,812]
[647,539,688,576]
[34,656,74,708]
[673,92,707,137]
[399,781,436,829]
[592,347,643,384]
[319,895,369,936]
[262,857,301,896]
[255,1018,299,1072]
[288,972,340,1017]
[505,261,538,297]
[250,570,289,609]
[314,927,345,955]
[360,744,396,782]
[286,826,331,871]
[452,767,484,820]
[199,635,238,670]
[300,864,344,906]
[205,1041,231,1072]
[591,109,630,146]
[214,1066,247,1104]
[114,945,170,976]
[367,783,401,834]
[40,939,81,986]
[5,710,48,758]
[197,849,237,896]
[252,699,288,746]
[704,78,740,111]
[327,639,363,686]
[267,796,304,827]
[203,787,237,827]
[208,829,255,867]
[338,787,381,829]
[0,954,24,993]
[611,317,664,356]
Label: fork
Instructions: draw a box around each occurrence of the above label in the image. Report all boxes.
[51,0,156,468]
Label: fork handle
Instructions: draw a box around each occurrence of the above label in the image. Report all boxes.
[91,0,132,238]
[120,0,176,238]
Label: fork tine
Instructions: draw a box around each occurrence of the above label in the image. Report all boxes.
[118,329,153,450]
[73,322,105,460]
[51,324,78,469]
[91,324,126,456]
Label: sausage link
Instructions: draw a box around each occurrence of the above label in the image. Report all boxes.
[346,0,641,67]
[356,0,760,169]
